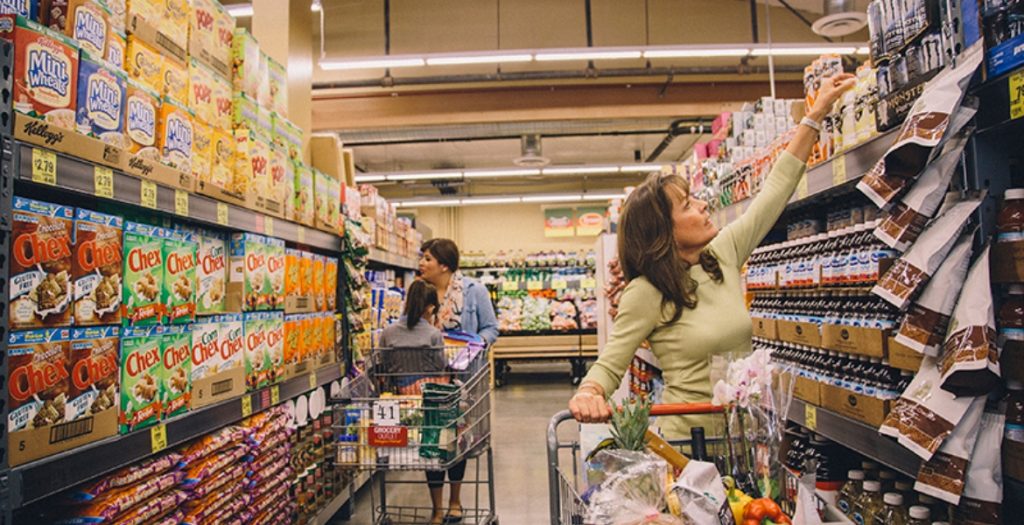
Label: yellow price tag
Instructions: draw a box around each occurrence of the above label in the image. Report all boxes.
[94,166,113,198]
[1012,70,1024,121]
[501,281,520,292]
[150,423,168,453]
[804,403,817,431]
[581,278,597,289]
[31,148,57,185]
[241,395,253,418]
[527,280,543,291]
[309,370,317,391]
[297,225,306,243]
[264,216,274,237]
[140,180,157,209]
[796,174,809,200]
[216,202,229,225]
[551,279,568,290]
[174,189,189,216]
[832,154,847,187]
[270,385,280,405]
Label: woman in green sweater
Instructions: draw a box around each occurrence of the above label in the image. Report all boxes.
[569,73,856,438]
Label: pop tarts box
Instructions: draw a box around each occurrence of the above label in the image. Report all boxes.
[75,50,126,146]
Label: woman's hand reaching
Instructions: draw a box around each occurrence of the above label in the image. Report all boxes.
[569,386,612,423]
[807,73,857,122]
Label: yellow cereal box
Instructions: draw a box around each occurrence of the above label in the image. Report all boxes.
[231,91,258,131]
[124,79,160,159]
[293,161,314,226]
[311,254,324,312]
[211,73,232,129]
[104,0,126,34]
[188,0,216,52]
[162,0,188,52]
[299,251,313,299]
[269,142,291,215]
[66,0,110,59]
[234,128,270,200]
[211,128,235,192]
[256,50,270,110]
[126,0,163,23]
[266,54,286,116]
[324,256,338,311]
[188,58,215,124]
[231,28,260,100]
[161,55,188,104]
[106,30,125,68]
[126,35,163,92]
[191,118,213,185]
[157,97,193,173]
[213,2,234,61]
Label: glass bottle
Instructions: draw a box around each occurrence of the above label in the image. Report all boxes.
[907,506,930,525]
[853,480,883,525]
[877,492,909,525]
[838,469,865,518]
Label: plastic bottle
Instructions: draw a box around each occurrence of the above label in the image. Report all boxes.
[878,469,898,493]
[907,506,930,525]
[999,285,1024,342]
[876,492,909,525]
[1006,380,1024,445]
[838,469,865,518]
[996,188,1024,243]
[862,461,880,480]
[853,480,883,525]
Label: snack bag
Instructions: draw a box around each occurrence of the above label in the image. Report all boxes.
[191,117,213,185]
[211,128,235,192]
[219,313,244,371]
[11,197,74,330]
[106,29,125,68]
[229,233,268,311]
[265,311,284,384]
[5,14,80,127]
[915,396,987,504]
[196,230,226,315]
[75,50,126,147]
[72,208,122,326]
[188,57,215,124]
[324,256,338,311]
[125,35,162,93]
[124,78,160,159]
[189,316,219,383]
[68,326,119,420]
[157,96,194,173]
[293,161,314,225]
[161,54,187,104]
[120,325,164,433]
[231,28,260,99]
[265,236,285,310]
[311,254,325,312]
[939,245,999,396]
[267,55,286,116]
[65,0,109,58]
[244,312,268,390]
[8,327,71,432]
[160,324,191,418]
[122,221,164,326]
[951,412,1005,524]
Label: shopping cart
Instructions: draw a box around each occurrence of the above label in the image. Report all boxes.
[333,342,495,525]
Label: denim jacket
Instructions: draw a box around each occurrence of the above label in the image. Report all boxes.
[460,277,499,345]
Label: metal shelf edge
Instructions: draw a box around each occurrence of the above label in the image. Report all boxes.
[367,247,418,270]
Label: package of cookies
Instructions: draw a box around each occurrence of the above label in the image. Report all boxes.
[188,57,214,125]
[189,317,218,382]
[75,50,126,147]
[211,127,235,192]
[161,54,187,104]
[218,313,244,371]
[160,324,191,418]
[9,327,72,433]
[3,14,80,127]
[119,325,163,433]
[324,256,338,311]
[243,312,267,390]
[231,28,260,99]
[156,96,193,173]
[266,55,286,116]
[311,254,325,312]
[265,311,284,384]
[196,230,226,316]
[11,197,74,330]
[72,208,122,326]
[106,29,125,68]
[265,236,285,310]
[292,162,313,226]
[68,325,119,421]
[162,229,196,325]
[125,34,162,93]
[211,72,231,129]
[65,0,109,58]
[124,78,160,159]
[122,221,164,326]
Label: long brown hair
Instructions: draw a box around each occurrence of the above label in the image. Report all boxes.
[404,280,440,330]
[618,172,723,324]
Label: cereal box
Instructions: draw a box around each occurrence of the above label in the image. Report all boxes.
[162,229,196,325]
[0,1,39,19]
[243,312,267,390]
[229,233,268,311]
[231,90,258,131]
[5,15,80,127]
[212,0,233,56]
[65,0,109,58]
[212,127,236,192]
[299,250,313,299]
[283,313,301,364]
[126,0,161,24]
[285,248,301,305]
[191,117,213,185]
[74,50,126,147]
[256,50,270,110]
[266,54,286,116]
[300,313,316,361]
[72,208,122,326]
[42,1,70,30]
[102,0,125,34]
[119,325,163,433]
[106,29,125,68]
[219,313,244,371]
[324,256,338,311]
[272,113,303,161]
[265,236,285,310]
[157,96,193,173]
[189,316,218,382]
[10,197,74,330]
[8,328,71,433]
[124,78,159,159]
[314,168,340,231]
[162,0,187,52]
[160,324,191,418]
[126,35,162,93]
[311,254,325,312]
[161,54,187,104]
[122,221,164,326]
[211,72,231,129]
[293,161,314,225]
[231,28,260,99]
[188,57,214,124]
[269,141,290,213]
[187,0,216,53]
[234,127,270,203]
[68,326,119,421]
[196,230,226,316]
[265,311,284,383]
[322,312,335,357]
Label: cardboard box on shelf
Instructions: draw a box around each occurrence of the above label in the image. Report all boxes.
[189,315,246,409]
[75,50,126,148]
[72,208,123,326]
[188,0,233,77]
[229,233,275,312]
[752,317,778,340]
[310,134,343,180]
[273,114,303,161]
[10,197,75,330]
[293,162,315,226]
[65,0,110,59]
[820,383,890,427]
[234,127,273,213]
[887,337,923,372]
[822,324,887,358]
[119,325,164,433]
[314,168,340,233]
[125,34,163,93]
[159,324,191,418]
[162,0,189,58]
[211,73,232,130]
[777,320,821,347]
[265,236,285,311]
[125,1,185,61]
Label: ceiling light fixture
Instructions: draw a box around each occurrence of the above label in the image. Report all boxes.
[542,166,621,175]
[354,174,388,183]
[582,193,627,201]
[319,56,426,71]
[464,168,542,178]
[520,194,586,203]
[643,46,751,58]
[386,171,464,181]
[749,45,859,56]
[311,0,321,12]
[397,199,463,208]
[619,163,665,173]
[394,192,625,208]
[535,49,643,61]
[426,53,534,66]
[226,3,254,17]
[461,196,524,205]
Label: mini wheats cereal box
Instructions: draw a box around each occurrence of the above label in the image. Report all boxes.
[72,208,122,326]
[265,311,284,384]
[189,316,218,382]
[196,230,226,315]
[75,50,126,147]
[0,1,38,19]
[324,256,338,311]
[162,229,197,325]
[125,35,162,93]
[293,161,314,225]
[119,325,163,432]
[65,0,109,58]
[160,324,191,418]
[124,78,159,159]
[265,236,285,310]
[243,312,267,390]
[157,96,193,173]
[219,313,244,371]
[10,197,74,329]
[6,14,80,127]
[68,326,119,421]
[122,221,164,326]
[8,328,71,432]
[229,233,267,311]
[188,57,214,125]
[106,30,125,68]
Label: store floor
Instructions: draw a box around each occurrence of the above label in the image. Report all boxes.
[344,363,580,525]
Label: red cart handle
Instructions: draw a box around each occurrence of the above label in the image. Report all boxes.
[649,402,725,416]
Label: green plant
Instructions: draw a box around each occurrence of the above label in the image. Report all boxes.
[609,397,652,451]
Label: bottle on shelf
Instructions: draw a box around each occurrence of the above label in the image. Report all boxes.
[853,480,884,525]
[838,469,866,518]
[876,492,909,525]
[907,506,930,525]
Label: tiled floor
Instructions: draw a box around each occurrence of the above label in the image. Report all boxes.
[342,363,580,525]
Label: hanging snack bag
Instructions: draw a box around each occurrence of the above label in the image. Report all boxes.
[219,313,244,372]
[6,14,79,128]
[324,256,338,311]
[915,395,986,505]
[8,328,71,432]
[162,229,196,325]
[189,316,219,383]
[72,208,122,326]
[106,30,125,68]
[68,326,119,421]
[160,324,191,418]
[951,412,1005,525]
[65,0,109,58]
[125,35,162,93]
[229,233,268,311]
[939,245,999,396]
[188,57,215,125]
[894,232,974,355]
[196,230,226,316]
[294,161,314,225]
[231,28,260,99]
[872,197,981,309]
[122,221,164,326]
[156,96,193,173]
[211,128,236,192]
[124,78,160,160]
[265,236,285,310]
[161,54,187,104]
[119,325,163,433]
[265,311,284,384]
[11,197,74,329]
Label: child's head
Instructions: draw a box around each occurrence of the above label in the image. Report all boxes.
[404,279,440,329]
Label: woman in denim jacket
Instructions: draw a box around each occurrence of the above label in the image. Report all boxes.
[418,238,498,523]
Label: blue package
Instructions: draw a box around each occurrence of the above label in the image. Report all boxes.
[75,51,126,146]
[0,0,38,20]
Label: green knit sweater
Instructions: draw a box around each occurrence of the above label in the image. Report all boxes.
[584,151,806,438]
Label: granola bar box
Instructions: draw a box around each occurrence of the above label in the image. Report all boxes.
[72,208,122,326]
[121,221,164,326]
[119,325,163,433]
[10,196,74,329]
[160,324,191,419]
[68,325,119,421]
[162,229,196,325]
[8,327,71,433]
[2,14,80,127]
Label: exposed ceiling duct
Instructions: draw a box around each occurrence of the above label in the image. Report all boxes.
[514,134,550,167]
[812,0,868,37]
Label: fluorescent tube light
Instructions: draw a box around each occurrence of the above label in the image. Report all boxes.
[226,3,253,17]
[543,166,621,175]
[462,197,524,205]
[464,168,541,178]
[644,47,750,58]
[855,47,870,54]
[749,46,858,56]
[535,50,642,61]
[582,193,626,201]
[386,171,463,181]
[397,199,462,208]
[319,56,426,71]
[426,53,534,66]
[354,174,387,183]
[521,194,585,203]
[619,164,664,173]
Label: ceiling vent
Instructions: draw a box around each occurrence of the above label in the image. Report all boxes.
[812,0,867,37]
[514,134,550,167]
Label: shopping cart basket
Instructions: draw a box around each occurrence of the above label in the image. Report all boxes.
[334,343,495,525]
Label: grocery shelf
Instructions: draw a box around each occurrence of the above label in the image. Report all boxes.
[485,278,597,292]
[787,399,921,478]
[9,140,343,252]
[499,328,598,337]
[10,362,344,508]
[306,471,372,525]
[367,247,418,270]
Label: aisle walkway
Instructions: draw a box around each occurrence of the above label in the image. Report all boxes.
[344,363,578,525]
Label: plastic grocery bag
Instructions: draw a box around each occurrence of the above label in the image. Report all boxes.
[585,450,687,525]
[670,460,733,525]
[792,472,823,525]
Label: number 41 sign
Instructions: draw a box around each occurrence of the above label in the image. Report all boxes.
[372,400,400,426]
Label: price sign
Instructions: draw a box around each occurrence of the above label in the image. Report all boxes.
[94,166,113,198]
[796,174,809,200]
[832,154,847,187]
[217,202,229,225]
[804,403,817,431]
[241,395,253,418]
[1012,70,1024,121]
[297,225,306,243]
[174,189,189,216]
[140,180,157,209]
[309,370,317,391]
[551,279,568,290]
[270,385,280,405]
[31,148,57,185]
[527,280,543,291]
[150,424,168,453]
[264,216,274,236]
[372,400,400,426]
[501,281,520,292]
[581,278,597,289]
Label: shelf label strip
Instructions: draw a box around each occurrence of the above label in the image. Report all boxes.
[174,189,189,216]
[150,424,168,453]
[94,166,113,198]
[32,148,57,185]
[1012,70,1024,121]
[140,180,158,209]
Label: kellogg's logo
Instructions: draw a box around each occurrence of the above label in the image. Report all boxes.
[166,115,193,155]
[126,345,160,377]
[27,46,71,99]
[127,96,156,140]
[73,8,107,53]
[87,74,123,129]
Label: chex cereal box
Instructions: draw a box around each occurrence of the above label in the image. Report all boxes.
[72,208,122,326]
[75,50,126,147]
[121,221,164,326]
[156,96,193,173]
[196,230,226,316]
[9,327,71,432]
[0,1,38,19]
[4,14,80,128]
[219,313,244,371]
[106,30,125,68]
[243,312,267,390]
[65,0,109,58]
[265,236,285,310]
[11,197,74,329]
[160,324,191,418]
[212,128,235,192]
[125,35,162,93]
[124,78,159,159]
[311,254,325,312]
[162,229,197,325]
[231,28,259,99]
[293,162,313,225]
[161,54,187,103]
[188,57,214,124]
[267,55,285,116]
[119,325,163,433]
[68,326,119,421]
[191,117,213,186]
[324,256,338,311]
[189,316,218,382]
[229,233,268,311]
[265,311,284,384]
